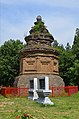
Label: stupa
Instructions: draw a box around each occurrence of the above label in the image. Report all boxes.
[14,16,64,88]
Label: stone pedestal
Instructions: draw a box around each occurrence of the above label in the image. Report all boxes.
[36,76,54,105]
[36,90,54,105]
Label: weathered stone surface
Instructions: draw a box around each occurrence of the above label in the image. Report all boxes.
[14,74,64,88]
[19,55,59,76]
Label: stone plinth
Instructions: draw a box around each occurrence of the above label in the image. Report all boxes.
[36,76,54,105]
[36,90,54,105]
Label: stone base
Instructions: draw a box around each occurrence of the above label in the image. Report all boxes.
[28,89,38,100]
[36,90,54,105]
[14,74,65,88]
[37,97,54,105]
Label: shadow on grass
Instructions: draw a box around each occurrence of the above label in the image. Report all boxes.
[35,101,56,108]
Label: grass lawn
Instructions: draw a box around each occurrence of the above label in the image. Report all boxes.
[0,92,79,119]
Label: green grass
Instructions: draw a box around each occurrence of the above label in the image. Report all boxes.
[0,92,79,119]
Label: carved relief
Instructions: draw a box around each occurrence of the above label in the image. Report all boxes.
[39,58,52,73]
[41,60,50,65]
[23,58,36,72]
[26,61,35,65]
[53,59,58,72]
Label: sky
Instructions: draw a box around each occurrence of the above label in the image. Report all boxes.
[0,0,79,47]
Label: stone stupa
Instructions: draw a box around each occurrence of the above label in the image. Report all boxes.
[14,16,64,88]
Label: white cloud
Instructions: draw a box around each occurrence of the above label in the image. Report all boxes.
[0,14,35,45]
[0,0,79,46]
[0,0,79,8]
[45,16,76,46]
[0,14,76,47]
[0,19,25,45]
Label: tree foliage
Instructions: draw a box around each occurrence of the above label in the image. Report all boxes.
[72,28,79,59]
[71,28,79,86]
[52,40,59,48]
[0,39,24,86]
[53,29,79,87]
[53,41,74,86]
[59,47,74,86]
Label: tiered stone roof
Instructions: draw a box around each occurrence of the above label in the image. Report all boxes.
[20,16,59,57]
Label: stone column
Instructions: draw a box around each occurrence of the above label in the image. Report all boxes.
[34,78,38,90]
[45,76,49,90]
[33,78,38,100]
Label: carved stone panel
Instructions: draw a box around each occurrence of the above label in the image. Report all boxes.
[37,57,52,73]
[22,58,36,73]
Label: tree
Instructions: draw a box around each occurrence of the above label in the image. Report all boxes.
[72,28,79,59]
[51,29,79,86]
[0,39,24,86]
[65,42,71,51]
[58,47,74,86]
[70,60,79,86]
[52,40,59,48]
[71,28,79,87]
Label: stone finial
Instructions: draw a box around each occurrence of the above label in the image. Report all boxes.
[36,15,42,21]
